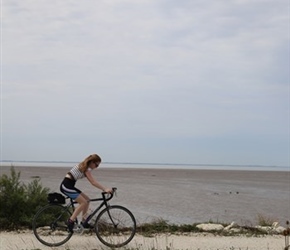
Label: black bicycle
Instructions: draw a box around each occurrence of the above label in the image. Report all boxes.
[32,188,136,248]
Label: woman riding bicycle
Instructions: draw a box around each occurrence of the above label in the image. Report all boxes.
[60,154,112,232]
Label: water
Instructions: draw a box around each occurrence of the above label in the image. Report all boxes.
[1,160,289,171]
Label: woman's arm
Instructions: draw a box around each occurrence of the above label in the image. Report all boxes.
[85,170,112,193]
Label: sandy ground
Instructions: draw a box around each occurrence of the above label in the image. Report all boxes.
[0,231,287,250]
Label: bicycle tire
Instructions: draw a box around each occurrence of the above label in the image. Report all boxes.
[95,205,136,248]
[32,204,73,247]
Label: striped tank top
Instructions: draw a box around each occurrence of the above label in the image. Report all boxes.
[69,165,92,181]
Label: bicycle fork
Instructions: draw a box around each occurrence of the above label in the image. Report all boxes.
[107,207,119,229]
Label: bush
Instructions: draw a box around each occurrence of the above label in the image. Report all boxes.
[0,167,50,229]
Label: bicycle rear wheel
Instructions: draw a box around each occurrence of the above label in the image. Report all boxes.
[95,205,136,248]
[32,204,73,247]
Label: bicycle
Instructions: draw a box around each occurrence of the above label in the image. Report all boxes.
[32,187,136,248]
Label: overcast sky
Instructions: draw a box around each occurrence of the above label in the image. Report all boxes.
[1,0,289,166]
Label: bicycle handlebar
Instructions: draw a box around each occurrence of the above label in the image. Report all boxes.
[101,187,117,201]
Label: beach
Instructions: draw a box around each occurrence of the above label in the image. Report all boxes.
[1,165,289,226]
[0,165,289,249]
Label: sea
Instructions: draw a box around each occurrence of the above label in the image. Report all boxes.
[0,160,289,171]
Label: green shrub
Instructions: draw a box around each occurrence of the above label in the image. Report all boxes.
[0,167,50,229]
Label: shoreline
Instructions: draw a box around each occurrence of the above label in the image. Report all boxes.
[1,161,289,172]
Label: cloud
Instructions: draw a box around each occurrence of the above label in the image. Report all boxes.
[2,0,289,165]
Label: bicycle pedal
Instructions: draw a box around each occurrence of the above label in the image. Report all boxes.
[73,224,84,234]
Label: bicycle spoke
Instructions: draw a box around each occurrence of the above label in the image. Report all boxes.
[95,205,136,248]
[32,204,73,247]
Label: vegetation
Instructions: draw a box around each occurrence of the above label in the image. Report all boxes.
[0,166,50,229]
[257,213,276,227]
[136,218,201,237]
[136,218,275,237]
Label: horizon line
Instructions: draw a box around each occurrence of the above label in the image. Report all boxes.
[1,159,288,168]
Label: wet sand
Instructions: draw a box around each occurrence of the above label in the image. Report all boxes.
[1,166,289,226]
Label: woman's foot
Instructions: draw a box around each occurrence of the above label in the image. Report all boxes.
[67,219,75,232]
[81,221,94,229]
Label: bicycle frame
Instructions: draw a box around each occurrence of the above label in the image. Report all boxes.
[33,187,136,248]
[64,188,116,226]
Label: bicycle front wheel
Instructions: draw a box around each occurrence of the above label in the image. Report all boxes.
[95,205,136,248]
[32,204,73,247]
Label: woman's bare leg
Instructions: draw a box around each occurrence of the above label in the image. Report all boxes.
[80,193,90,221]
[70,193,89,221]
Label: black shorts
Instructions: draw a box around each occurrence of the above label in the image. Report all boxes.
[60,177,81,200]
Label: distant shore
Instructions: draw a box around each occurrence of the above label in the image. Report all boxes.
[1,160,289,171]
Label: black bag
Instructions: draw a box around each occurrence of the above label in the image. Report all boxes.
[48,192,66,204]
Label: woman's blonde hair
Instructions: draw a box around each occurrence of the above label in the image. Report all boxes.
[79,154,102,173]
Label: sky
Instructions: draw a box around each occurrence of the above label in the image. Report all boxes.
[1,0,289,166]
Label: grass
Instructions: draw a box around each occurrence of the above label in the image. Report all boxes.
[136,219,201,237]
[257,213,276,227]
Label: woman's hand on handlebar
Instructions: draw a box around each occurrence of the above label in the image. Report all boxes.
[103,188,113,194]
